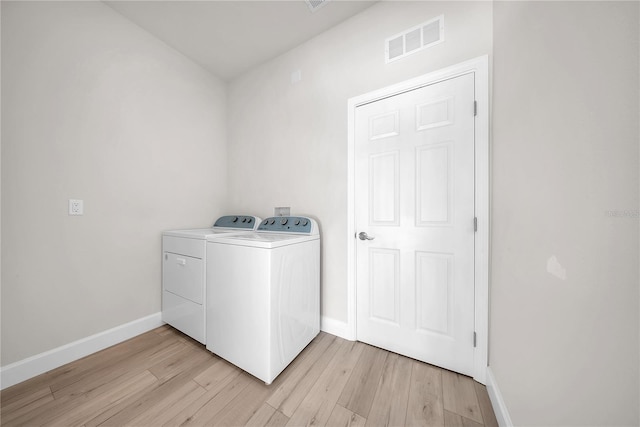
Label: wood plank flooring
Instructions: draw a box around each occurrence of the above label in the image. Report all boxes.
[0,326,498,426]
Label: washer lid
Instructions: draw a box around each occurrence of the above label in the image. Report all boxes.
[208,232,319,248]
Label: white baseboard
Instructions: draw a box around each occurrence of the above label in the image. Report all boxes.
[0,312,163,390]
[320,316,353,341]
[486,366,514,427]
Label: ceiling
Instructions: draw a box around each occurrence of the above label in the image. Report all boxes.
[104,0,377,80]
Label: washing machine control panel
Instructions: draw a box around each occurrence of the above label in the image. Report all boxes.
[213,215,260,229]
[258,216,314,233]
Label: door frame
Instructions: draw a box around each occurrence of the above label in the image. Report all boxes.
[346,55,489,384]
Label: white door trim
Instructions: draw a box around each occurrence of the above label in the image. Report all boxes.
[347,55,489,384]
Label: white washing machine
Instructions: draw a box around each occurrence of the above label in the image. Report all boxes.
[162,215,261,344]
[205,216,320,384]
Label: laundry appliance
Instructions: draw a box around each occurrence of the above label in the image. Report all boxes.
[205,216,320,384]
[162,215,261,343]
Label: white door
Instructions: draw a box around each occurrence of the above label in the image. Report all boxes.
[355,73,476,376]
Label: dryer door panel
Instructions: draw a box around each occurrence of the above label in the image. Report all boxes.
[163,252,204,304]
[162,290,205,344]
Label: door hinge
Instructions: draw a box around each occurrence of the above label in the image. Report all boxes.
[474,217,478,232]
[473,100,477,116]
[473,331,477,347]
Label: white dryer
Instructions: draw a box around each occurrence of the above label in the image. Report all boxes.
[162,215,261,344]
[205,216,320,384]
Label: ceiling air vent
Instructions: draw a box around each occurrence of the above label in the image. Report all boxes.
[305,0,330,13]
[385,15,444,63]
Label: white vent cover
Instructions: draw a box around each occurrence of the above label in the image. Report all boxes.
[385,15,444,63]
[305,0,330,12]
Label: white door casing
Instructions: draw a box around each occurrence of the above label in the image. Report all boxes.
[347,56,489,383]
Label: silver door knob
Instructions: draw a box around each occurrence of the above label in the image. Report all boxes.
[358,231,375,241]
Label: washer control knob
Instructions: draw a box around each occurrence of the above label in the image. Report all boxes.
[270,219,276,225]
[247,218,252,223]
[232,216,239,222]
[302,219,309,226]
[262,219,269,225]
[294,219,301,226]
[281,218,288,225]
[241,218,247,223]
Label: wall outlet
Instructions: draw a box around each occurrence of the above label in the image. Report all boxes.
[275,206,290,217]
[69,199,84,215]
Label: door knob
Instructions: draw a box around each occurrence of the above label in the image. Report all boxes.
[358,231,375,241]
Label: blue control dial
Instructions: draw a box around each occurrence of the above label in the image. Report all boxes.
[257,216,313,233]
[213,215,258,229]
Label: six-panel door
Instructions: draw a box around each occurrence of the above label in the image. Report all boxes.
[355,73,476,376]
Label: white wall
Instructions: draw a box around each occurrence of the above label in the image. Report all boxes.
[491,1,639,425]
[1,1,228,365]
[226,0,493,323]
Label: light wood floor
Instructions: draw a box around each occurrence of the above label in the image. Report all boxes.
[1,326,498,426]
